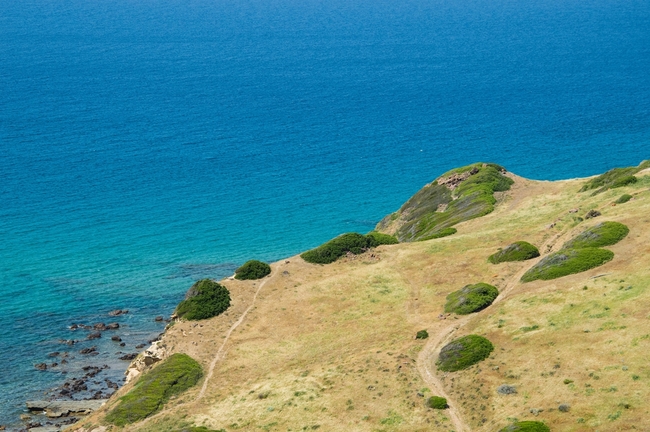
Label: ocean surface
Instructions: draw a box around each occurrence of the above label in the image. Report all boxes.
[1,0,649,427]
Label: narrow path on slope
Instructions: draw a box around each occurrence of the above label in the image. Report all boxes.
[195,266,279,403]
[415,227,577,432]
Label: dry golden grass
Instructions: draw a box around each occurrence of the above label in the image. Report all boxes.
[74,171,650,432]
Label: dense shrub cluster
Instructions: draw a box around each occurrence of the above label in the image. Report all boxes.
[415,330,429,339]
[499,421,550,432]
[579,160,649,195]
[376,163,514,242]
[488,241,540,264]
[614,194,633,204]
[235,260,271,280]
[175,279,231,320]
[562,221,629,249]
[106,353,203,426]
[444,283,499,315]
[521,248,614,282]
[437,335,494,372]
[427,396,448,409]
[301,232,398,264]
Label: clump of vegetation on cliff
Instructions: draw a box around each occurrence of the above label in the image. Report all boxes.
[498,421,550,432]
[106,353,203,426]
[579,160,649,195]
[301,232,398,264]
[175,279,231,320]
[437,334,494,372]
[614,194,633,204]
[521,248,614,282]
[427,396,448,409]
[562,221,629,249]
[235,260,271,280]
[488,241,540,264]
[375,163,513,242]
[444,283,499,315]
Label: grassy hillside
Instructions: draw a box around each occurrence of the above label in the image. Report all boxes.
[72,162,650,432]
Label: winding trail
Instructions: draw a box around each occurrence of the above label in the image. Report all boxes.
[415,226,577,432]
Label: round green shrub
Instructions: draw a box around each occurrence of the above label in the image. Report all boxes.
[521,248,614,282]
[614,194,633,204]
[416,330,429,340]
[175,279,231,320]
[498,421,550,432]
[562,221,629,249]
[488,241,540,264]
[427,396,448,409]
[444,283,499,315]
[235,260,271,280]
[106,353,203,426]
[437,335,494,372]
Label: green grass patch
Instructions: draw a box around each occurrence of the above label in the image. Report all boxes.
[106,353,203,426]
[562,221,629,249]
[175,279,231,320]
[444,283,499,315]
[437,335,494,372]
[427,396,448,409]
[234,260,271,280]
[499,421,550,432]
[301,232,398,264]
[521,248,614,282]
[579,160,650,195]
[376,163,513,242]
[614,194,633,204]
[488,241,540,264]
[177,428,226,432]
[420,227,457,241]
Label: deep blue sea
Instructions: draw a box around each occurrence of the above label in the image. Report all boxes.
[1,0,649,427]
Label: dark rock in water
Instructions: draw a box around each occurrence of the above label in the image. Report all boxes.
[93,323,107,331]
[69,324,79,331]
[35,363,48,370]
[108,309,128,316]
[60,359,68,364]
[79,346,97,355]
[119,342,126,347]
[111,335,122,342]
[155,315,164,322]
[47,352,60,357]
[87,332,101,340]
[136,343,146,349]
[118,353,137,361]
[50,363,58,367]
[105,322,119,330]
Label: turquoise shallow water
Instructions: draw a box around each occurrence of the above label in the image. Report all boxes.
[1,0,649,427]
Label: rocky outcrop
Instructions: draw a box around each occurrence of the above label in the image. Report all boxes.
[26,400,107,418]
[124,340,166,383]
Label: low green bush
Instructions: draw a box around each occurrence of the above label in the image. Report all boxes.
[420,227,457,241]
[427,396,448,409]
[614,194,633,204]
[235,260,271,280]
[301,232,398,264]
[521,248,614,282]
[437,335,494,372]
[366,231,399,247]
[416,330,429,340]
[562,221,629,249]
[175,279,231,320]
[444,283,499,315]
[106,353,203,426]
[488,241,540,264]
[579,160,650,195]
[499,421,550,432]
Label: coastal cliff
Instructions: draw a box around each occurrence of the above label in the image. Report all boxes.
[66,161,650,432]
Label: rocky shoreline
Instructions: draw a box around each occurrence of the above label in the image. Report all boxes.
[7,310,169,432]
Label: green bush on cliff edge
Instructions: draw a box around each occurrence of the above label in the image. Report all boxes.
[301,232,398,264]
[106,353,203,426]
[235,260,271,280]
[175,279,231,320]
